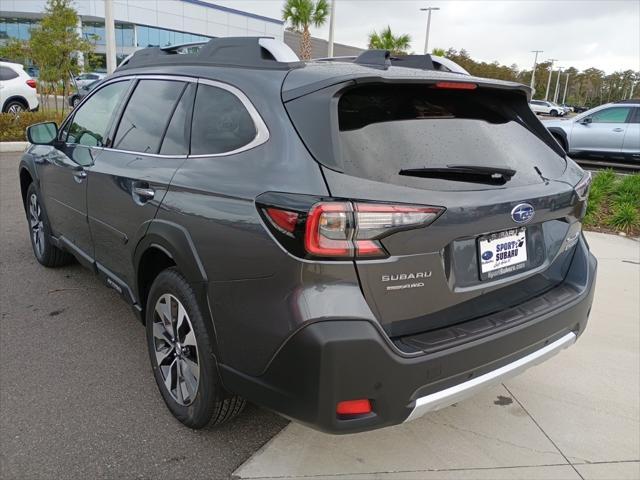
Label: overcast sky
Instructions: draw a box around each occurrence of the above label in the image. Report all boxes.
[212,0,639,73]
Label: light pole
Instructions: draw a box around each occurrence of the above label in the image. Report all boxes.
[327,0,336,57]
[420,7,440,54]
[530,50,543,92]
[553,67,563,103]
[562,72,570,104]
[104,0,117,73]
[544,59,557,101]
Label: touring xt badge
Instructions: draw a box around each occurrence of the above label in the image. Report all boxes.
[382,271,432,291]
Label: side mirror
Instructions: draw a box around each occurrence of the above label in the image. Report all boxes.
[26,122,58,145]
[580,117,592,125]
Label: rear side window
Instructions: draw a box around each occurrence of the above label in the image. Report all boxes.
[113,79,186,154]
[0,66,19,81]
[190,84,256,155]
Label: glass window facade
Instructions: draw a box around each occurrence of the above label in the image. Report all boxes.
[82,22,135,48]
[135,25,210,48]
[0,17,208,50]
[0,17,39,40]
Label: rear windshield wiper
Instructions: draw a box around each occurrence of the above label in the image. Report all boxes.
[399,165,516,185]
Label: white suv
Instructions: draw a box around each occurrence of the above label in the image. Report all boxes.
[0,61,39,114]
[530,100,563,117]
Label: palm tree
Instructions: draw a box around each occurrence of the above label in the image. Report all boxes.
[282,0,329,60]
[431,47,446,57]
[368,26,411,55]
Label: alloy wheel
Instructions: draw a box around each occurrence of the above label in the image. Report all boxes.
[29,193,45,258]
[152,293,200,406]
[7,103,25,115]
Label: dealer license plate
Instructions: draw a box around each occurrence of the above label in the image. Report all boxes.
[478,228,528,279]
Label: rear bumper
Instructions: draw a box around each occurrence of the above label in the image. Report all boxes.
[220,237,597,434]
[405,331,576,422]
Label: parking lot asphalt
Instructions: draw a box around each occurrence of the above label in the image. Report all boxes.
[0,152,287,479]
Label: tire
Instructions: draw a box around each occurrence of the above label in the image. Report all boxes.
[72,96,81,108]
[550,110,558,117]
[3,99,27,115]
[145,267,245,429]
[25,183,74,268]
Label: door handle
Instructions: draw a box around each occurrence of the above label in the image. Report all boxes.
[612,128,624,132]
[132,185,155,202]
[72,169,87,182]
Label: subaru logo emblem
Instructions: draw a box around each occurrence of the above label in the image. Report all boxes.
[481,251,493,261]
[511,203,535,224]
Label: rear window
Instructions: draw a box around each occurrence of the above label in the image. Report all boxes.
[286,81,567,190]
[339,85,507,131]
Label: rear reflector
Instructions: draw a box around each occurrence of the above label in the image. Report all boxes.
[433,81,477,90]
[26,79,37,89]
[336,399,372,416]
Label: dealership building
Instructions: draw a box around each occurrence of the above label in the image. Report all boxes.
[0,0,285,65]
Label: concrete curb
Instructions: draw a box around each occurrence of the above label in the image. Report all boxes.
[0,142,29,153]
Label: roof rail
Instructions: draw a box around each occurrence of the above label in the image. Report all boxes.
[614,98,640,104]
[389,54,434,70]
[354,49,391,67]
[117,37,301,71]
[336,50,462,74]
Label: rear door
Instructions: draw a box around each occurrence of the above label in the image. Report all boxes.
[621,107,640,156]
[86,77,195,292]
[570,106,632,153]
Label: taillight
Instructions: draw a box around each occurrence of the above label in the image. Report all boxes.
[574,171,592,201]
[26,79,36,89]
[260,195,444,260]
[305,202,354,257]
[265,207,299,236]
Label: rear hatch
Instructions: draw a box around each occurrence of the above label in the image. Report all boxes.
[284,66,586,339]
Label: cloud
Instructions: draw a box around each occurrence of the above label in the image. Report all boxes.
[211,0,640,73]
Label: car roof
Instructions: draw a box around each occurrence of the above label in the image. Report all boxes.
[0,61,25,71]
[117,37,532,102]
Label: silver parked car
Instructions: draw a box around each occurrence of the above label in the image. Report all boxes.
[545,100,640,160]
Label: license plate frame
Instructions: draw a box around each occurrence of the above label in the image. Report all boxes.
[477,228,528,280]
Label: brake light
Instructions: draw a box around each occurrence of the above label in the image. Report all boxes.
[26,79,36,89]
[261,199,444,260]
[433,81,477,90]
[305,202,354,257]
[336,399,372,416]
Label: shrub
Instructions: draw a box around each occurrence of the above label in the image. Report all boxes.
[0,111,66,142]
[608,201,640,233]
[585,171,640,236]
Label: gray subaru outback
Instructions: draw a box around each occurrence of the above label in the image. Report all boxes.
[19,38,596,434]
